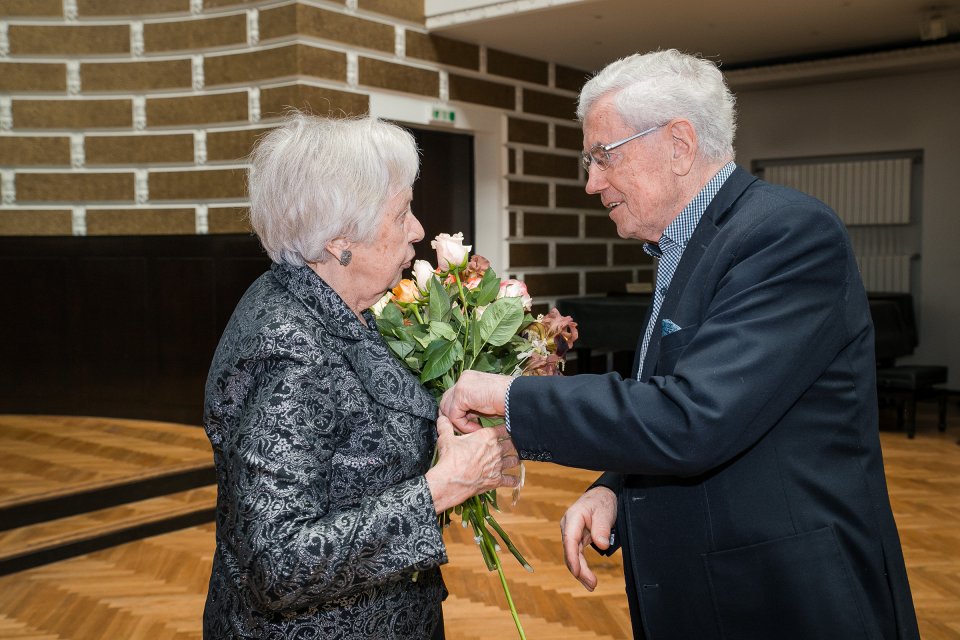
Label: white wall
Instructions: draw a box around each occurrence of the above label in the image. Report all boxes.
[733,67,960,388]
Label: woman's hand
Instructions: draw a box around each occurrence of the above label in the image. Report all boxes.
[425,415,520,514]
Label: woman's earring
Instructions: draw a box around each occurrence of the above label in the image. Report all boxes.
[339,250,352,267]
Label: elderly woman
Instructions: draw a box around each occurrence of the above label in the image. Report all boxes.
[202,112,518,639]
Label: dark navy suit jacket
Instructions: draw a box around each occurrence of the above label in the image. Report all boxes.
[509,166,919,639]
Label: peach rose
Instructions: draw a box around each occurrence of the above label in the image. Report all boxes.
[391,278,420,303]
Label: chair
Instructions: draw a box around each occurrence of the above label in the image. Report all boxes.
[869,293,948,438]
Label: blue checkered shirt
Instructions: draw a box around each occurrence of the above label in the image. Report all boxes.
[636,162,735,377]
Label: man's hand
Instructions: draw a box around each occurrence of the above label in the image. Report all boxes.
[439,370,513,433]
[560,486,617,591]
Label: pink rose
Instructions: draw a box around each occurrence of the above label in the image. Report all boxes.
[431,232,471,271]
[497,279,533,311]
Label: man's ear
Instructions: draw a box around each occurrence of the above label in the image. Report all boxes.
[668,119,697,176]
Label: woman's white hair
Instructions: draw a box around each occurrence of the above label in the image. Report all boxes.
[576,49,737,161]
[248,111,419,266]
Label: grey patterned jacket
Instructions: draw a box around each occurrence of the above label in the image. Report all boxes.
[202,262,448,639]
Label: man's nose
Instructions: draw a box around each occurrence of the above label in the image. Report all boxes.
[585,165,608,195]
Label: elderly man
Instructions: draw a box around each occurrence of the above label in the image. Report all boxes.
[441,50,919,639]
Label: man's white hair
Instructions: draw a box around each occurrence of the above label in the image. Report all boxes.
[577,49,737,161]
[248,111,419,266]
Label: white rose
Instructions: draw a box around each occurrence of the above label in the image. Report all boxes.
[413,259,435,292]
[431,232,471,271]
[370,291,393,316]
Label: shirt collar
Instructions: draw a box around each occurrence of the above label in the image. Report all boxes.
[644,161,736,257]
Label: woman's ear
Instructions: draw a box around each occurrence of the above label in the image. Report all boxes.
[668,119,697,176]
[324,237,351,263]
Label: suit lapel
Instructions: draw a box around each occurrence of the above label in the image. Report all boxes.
[639,166,758,380]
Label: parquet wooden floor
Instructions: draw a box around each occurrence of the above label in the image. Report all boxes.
[0,415,212,510]
[0,410,957,639]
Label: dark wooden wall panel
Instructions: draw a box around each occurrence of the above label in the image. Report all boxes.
[0,235,270,425]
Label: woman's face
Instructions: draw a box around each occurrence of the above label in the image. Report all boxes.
[351,186,424,307]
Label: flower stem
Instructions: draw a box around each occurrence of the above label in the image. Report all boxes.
[492,538,527,640]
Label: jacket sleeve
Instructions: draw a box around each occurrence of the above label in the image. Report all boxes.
[509,200,857,477]
[225,345,446,612]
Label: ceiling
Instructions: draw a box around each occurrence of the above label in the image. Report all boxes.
[425,0,960,73]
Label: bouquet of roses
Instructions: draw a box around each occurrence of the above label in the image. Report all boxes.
[371,232,577,639]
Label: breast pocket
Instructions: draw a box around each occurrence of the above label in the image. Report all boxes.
[657,322,699,374]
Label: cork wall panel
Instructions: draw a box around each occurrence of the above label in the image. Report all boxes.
[85,134,195,165]
[523,88,577,120]
[585,214,619,238]
[520,272,578,297]
[508,118,548,145]
[358,0,423,23]
[206,129,271,163]
[509,243,548,267]
[260,84,369,119]
[0,62,66,92]
[448,74,513,109]
[16,173,134,202]
[0,210,72,235]
[487,49,548,85]
[556,183,602,209]
[143,14,248,53]
[146,92,248,127]
[258,4,297,39]
[13,100,132,129]
[81,59,193,92]
[149,169,246,200]
[8,25,130,56]
[203,0,261,7]
[524,150,578,179]
[586,270,632,294]
[556,243,607,266]
[508,181,548,207]
[85,208,195,235]
[359,58,438,97]
[205,45,347,86]
[556,64,590,92]
[208,206,251,234]
[76,0,189,16]
[296,5,394,52]
[0,136,71,166]
[405,32,478,70]
[0,0,63,16]
[555,123,583,150]
[523,212,579,237]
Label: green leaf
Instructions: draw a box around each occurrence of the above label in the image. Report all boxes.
[420,338,464,383]
[470,351,499,373]
[428,275,452,323]
[429,320,458,342]
[477,297,524,347]
[377,302,404,332]
[385,338,412,360]
[473,267,501,307]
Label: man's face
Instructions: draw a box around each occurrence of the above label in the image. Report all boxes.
[582,95,681,243]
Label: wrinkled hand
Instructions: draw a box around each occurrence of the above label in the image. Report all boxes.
[439,370,513,434]
[560,486,617,591]
[425,415,520,514]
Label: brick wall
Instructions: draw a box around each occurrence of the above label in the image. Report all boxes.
[0,0,653,301]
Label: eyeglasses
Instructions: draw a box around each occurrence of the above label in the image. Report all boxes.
[580,124,665,172]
